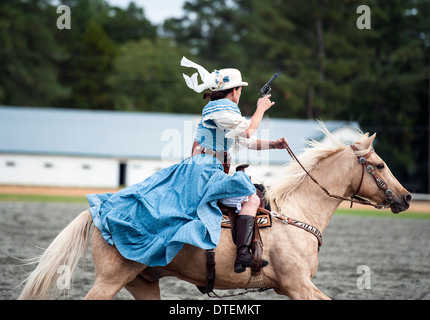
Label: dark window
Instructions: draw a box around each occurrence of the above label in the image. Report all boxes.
[119,163,126,186]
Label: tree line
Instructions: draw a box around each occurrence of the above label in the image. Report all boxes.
[0,0,429,192]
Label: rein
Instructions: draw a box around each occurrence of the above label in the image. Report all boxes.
[284,144,393,210]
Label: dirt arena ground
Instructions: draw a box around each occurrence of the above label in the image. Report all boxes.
[1,195,429,301]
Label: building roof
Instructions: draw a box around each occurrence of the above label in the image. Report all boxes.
[0,106,360,164]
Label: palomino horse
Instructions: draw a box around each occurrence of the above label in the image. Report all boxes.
[19,128,411,300]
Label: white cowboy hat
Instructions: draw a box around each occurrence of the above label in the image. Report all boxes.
[181,56,248,93]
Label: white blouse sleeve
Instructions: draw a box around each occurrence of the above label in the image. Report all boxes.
[202,111,257,150]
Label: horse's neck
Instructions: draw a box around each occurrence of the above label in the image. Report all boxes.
[275,149,355,233]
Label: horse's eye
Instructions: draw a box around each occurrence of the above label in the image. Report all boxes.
[376,163,385,170]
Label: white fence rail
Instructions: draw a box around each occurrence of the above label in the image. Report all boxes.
[412,194,430,201]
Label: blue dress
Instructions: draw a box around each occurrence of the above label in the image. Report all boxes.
[87,99,255,267]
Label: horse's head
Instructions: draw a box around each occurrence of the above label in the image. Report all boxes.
[351,133,412,214]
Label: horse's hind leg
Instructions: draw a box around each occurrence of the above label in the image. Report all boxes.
[125,275,161,300]
[84,228,146,300]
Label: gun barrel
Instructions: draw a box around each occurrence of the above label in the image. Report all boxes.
[266,73,279,86]
[259,73,279,96]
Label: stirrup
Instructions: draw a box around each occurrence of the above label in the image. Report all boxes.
[234,252,268,273]
[234,259,269,273]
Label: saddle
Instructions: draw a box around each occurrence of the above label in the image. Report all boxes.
[197,164,272,295]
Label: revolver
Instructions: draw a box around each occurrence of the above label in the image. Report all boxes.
[259,73,278,97]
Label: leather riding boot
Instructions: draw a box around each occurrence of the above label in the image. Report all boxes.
[234,215,268,273]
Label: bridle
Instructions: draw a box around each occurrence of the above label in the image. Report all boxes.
[284,144,394,210]
[349,145,394,209]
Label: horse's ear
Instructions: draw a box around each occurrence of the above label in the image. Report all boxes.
[358,133,376,150]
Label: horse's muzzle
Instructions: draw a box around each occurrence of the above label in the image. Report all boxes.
[390,193,412,214]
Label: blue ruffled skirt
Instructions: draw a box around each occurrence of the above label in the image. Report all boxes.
[87,155,255,267]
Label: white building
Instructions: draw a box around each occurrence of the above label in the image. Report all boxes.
[0,106,361,188]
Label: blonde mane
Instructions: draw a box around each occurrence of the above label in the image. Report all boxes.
[266,122,372,204]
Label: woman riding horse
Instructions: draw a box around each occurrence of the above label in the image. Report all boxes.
[86,57,288,273]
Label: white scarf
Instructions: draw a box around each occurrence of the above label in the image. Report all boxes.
[180,57,217,93]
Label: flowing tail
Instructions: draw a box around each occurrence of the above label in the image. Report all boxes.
[19,210,93,300]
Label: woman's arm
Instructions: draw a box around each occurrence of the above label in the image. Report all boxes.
[209,95,278,150]
[245,95,275,138]
[248,138,289,150]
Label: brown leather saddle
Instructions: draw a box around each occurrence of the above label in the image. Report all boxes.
[197,164,272,295]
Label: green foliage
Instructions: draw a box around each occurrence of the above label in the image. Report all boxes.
[110,38,202,113]
[0,193,87,204]
[0,0,69,106]
[68,20,117,109]
[102,2,157,43]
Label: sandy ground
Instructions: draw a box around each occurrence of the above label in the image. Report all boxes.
[1,200,430,300]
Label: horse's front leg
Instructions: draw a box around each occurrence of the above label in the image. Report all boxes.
[311,283,331,300]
